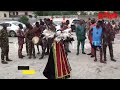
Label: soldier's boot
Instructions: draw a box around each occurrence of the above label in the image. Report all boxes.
[1,55,8,64]
[28,56,32,59]
[1,60,8,64]
[6,56,12,61]
[6,51,12,61]
[18,49,24,59]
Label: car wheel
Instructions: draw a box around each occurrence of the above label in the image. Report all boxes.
[9,31,16,37]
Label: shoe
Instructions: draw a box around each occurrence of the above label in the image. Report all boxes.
[28,57,31,59]
[100,60,106,63]
[94,59,97,62]
[6,59,12,61]
[22,55,25,57]
[87,53,92,55]
[37,52,40,54]
[1,61,8,64]
[91,55,95,58]
[76,53,79,55]
[82,52,86,54]
[39,56,43,59]
[68,50,71,53]
[111,58,116,62]
[33,56,36,59]
[104,59,107,61]
[45,52,49,55]
[19,57,23,59]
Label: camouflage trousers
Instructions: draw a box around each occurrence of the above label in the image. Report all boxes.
[103,42,114,60]
[18,44,23,57]
[25,40,29,55]
[28,41,35,58]
[1,45,9,61]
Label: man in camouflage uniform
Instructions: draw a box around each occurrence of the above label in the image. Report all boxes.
[0,24,12,64]
[26,24,36,59]
[102,21,116,62]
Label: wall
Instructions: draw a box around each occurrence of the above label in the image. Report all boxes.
[0,11,9,20]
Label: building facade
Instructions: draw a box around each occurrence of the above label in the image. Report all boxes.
[0,11,10,19]
[0,11,34,19]
[9,11,33,17]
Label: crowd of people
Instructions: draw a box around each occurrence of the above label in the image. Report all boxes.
[0,16,119,79]
[75,18,118,63]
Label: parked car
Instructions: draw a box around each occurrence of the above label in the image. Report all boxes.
[8,21,26,29]
[71,19,80,32]
[0,21,26,37]
[0,22,19,37]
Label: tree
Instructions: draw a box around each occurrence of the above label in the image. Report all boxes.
[116,11,120,15]
[19,16,29,25]
[34,11,77,16]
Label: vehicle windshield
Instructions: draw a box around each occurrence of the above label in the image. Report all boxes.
[53,21,62,26]
[72,20,80,24]
[12,22,20,26]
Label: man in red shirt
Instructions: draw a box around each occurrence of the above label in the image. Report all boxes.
[87,18,96,57]
[17,24,25,59]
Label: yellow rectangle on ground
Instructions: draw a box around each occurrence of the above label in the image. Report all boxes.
[22,70,36,75]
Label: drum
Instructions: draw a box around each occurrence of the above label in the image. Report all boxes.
[32,36,40,45]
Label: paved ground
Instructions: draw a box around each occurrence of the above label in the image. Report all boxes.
[0,32,120,79]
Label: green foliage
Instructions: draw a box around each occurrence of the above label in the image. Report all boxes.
[34,11,77,16]
[115,11,120,15]
[19,16,29,24]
